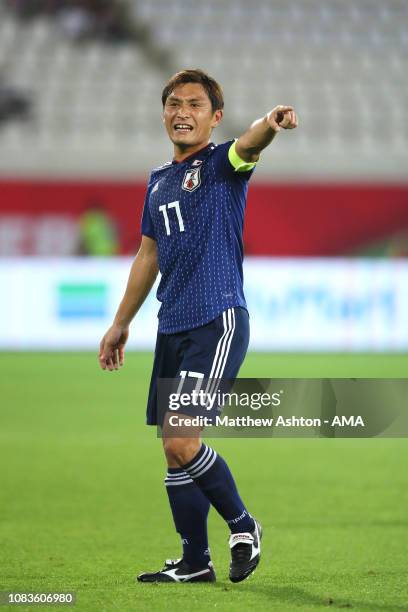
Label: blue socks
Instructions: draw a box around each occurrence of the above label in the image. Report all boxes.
[165,445,254,567]
[182,444,255,534]
[165,468,211,568]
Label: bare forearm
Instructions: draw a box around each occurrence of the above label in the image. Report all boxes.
[114,249,158,327]
[237,116,277,160]
[236,105,298,162]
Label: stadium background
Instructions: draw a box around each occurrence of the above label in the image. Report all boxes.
[1,1,407,610]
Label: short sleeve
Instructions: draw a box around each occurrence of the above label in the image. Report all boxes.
[212,140,256,182]
[228,140,257,173]
[140,177,156,240]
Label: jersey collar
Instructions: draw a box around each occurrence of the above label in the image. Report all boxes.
[172,142,215,165]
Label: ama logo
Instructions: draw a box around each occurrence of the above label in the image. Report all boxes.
[182,167,201,192]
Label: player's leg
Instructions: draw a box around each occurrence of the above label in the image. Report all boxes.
[164,435,255,535]
[138,333,214,583]
[164,433,261,583]
[177,439,262,583]
[164,307,262,582]
[164,429,212,569]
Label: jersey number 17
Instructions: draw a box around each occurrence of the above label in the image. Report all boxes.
[159,201,185,235]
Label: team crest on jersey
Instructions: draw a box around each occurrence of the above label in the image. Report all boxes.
[182,167,201,192]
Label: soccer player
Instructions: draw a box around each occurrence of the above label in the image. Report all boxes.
[99,69,298,583]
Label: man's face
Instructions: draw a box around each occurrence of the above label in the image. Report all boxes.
[163,82,223,149]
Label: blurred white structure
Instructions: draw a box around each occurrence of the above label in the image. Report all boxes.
[0,0,407,179]
[1,257,407,350]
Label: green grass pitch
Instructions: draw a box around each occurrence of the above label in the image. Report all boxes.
[1,352,407,611]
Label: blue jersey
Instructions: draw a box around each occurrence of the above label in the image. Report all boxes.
[141,139,255,334]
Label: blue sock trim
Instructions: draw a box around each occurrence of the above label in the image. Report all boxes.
[165,466,194,487]
[182,445,255,534]
[183,444,218,478]
[167,467,184,474]
[182,444,206,470]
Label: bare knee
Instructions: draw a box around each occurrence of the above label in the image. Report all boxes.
[163,437,201,467]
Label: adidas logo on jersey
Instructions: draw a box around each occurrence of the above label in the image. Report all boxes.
[182,167,201,192]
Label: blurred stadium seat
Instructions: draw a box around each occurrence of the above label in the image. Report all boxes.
[0,0,407,350]
[0,0,406,178]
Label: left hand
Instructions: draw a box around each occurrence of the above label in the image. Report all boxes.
[99,324,129,371]
[267,105,299,132]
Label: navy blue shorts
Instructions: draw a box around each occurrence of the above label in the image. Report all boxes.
[146,307,250,426]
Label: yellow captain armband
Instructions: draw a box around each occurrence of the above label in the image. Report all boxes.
[228,140,257,172]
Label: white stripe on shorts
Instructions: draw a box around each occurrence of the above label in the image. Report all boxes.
[205,308,236,401]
